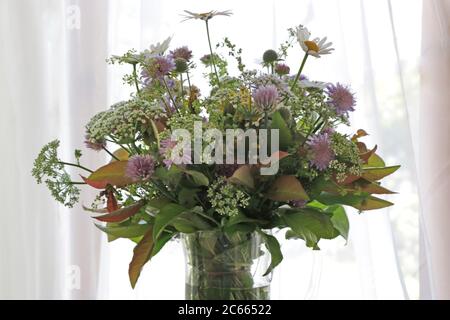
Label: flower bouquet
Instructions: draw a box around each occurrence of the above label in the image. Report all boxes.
[32,10,399,300]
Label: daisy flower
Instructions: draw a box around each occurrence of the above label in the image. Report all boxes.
[181,10,233,22]
[296,25,334,58]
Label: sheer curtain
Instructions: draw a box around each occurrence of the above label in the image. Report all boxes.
[0,0,108,299]
[419,0,450,300]
[0,0,426,300]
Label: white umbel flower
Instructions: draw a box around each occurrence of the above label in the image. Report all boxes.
[182,10,233,22]
[296,25,334,58]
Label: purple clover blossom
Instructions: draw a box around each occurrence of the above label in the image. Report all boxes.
[252,85,279,110]
[274,63,290,76]
[326,83,356,115]
[125,155,156,182]
[170,46,193,62]
[307,133,335,171]
[160,138,192,168]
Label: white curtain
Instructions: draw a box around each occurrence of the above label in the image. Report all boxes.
[0,0,428,299]
[419,0,450,300]
[0,0,108,299]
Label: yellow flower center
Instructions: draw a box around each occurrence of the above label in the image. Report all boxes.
[304,40,319,53]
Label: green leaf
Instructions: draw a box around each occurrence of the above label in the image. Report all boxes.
[96,223,150,239]
[146,198,171,211]
[93,200,145,223]
[361,165,400,181]
[82,161,133,189]
[364,153,386,168]
[325,205,349,241]
[185,170,209,187]
[225,212,262,228]
[266,176,309,202]
[178,188,199,208]
[283,208,339,249]
[271,111,293,150]
[316,193,394,211]
[258,230,283,276]
[350,179,396,195]
[228,165,255,189]
[153,204,187,241]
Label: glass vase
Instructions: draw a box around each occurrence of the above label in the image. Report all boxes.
[182,230,272,300]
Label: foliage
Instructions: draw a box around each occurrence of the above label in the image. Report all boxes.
[32,13,400,288]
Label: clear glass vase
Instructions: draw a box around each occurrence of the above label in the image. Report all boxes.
[182,230,272,300]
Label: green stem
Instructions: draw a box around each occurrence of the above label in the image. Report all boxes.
[162,77,179,113]
[58,162,93,173]
[69,182,87,185]
[106,138,132,155]
[264,111,269,129]
[291,53,309,90]
[186,69,192,92]
[180,74,185,98]
[102,146,120,161]
[205,20,220,85]
[152,181,177,202]
[132,63,141,96]
[301,117,322,147]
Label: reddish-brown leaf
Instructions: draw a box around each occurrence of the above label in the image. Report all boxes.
[83,161,133,189]
[94,201,145,223]
[266,176,309,201]
[106,190,119,213]
[129,228,154,289]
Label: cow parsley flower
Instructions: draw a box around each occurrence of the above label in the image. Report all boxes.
[207,177,250,217]
[32,140,80,208]
[85,99,164,144]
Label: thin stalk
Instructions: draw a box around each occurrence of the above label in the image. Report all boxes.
[152,181,177,202]
[69,182,87,185]
[132,63,141,96]
[162,77,179,113]
[186,69,192,92]
[180,74,185,98]
[291,53,309,90]
[264,111,269,129]
[58,162,93,173]
[102,146,120,161]
[301,116,322,147]
[205,20,220,85]
[106,138,132,155]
